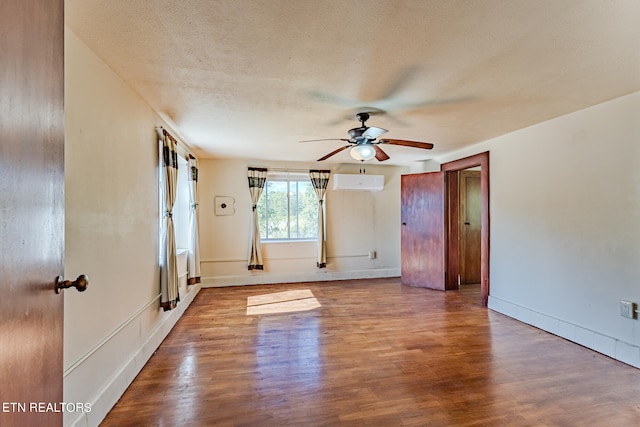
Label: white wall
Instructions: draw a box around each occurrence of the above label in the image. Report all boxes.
[63,28,200,427]
[437,91,640,367]
[198,159,407,286]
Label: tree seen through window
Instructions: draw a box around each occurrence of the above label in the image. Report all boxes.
[257,179,318,240]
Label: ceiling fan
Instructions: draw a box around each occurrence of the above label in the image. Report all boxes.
[300,112,434,162]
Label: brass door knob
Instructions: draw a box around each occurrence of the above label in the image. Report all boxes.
[55,274,89,294]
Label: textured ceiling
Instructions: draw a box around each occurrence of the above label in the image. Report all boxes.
[65,0,640,165]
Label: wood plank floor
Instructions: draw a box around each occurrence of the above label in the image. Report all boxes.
[101,278,640,426]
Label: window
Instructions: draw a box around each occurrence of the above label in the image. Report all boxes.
[172,155,190,250]
[256,176,318,241]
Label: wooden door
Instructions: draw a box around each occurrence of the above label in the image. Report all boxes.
[0,0,65,425]
[401,172,446,290]
[459,170,481,284]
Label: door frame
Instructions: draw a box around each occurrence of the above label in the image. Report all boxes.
[441,152,490,306]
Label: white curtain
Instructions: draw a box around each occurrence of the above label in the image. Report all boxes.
[247,167,267,270]
[309,169,331,268]
[160,130,179,310]
[187,155,201,285]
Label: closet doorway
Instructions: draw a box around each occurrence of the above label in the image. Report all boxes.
[442,152,489,306]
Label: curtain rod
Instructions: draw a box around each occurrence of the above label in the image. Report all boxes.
[267,168,332,173]
[267,168,310,173]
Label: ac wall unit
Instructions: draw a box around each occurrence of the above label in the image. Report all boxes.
[332,174,384,192]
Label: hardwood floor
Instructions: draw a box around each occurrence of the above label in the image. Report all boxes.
[101,278,640,426]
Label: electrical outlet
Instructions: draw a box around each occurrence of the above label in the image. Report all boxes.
[620,301,636,319]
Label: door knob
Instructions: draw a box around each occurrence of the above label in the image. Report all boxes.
[55,274,89,294]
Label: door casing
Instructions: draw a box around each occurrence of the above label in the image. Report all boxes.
[442,152,490,306]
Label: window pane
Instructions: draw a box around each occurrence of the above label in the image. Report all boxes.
[258,178,318,241]
[290,181,299,238]
[257,191,267,239]
[172,156,190,249]
[266,181,288,239]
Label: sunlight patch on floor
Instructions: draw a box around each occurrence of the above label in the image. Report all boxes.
[246,289,321,315]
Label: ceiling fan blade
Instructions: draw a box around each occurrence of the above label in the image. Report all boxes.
[300,138,350,143]
[317,145,351,161]
[373,145,390,162]
[362,126,388,140]
[379,139,434,150]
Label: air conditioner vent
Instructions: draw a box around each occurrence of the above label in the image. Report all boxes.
[332,174,384,192]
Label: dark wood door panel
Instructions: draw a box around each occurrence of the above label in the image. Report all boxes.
[401,172,446,290]
[460,170,481,284]
[0,0,65,425]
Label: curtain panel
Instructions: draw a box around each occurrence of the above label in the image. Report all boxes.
[309,169,331,268]
[160,130,180,311]
[187,155,201,285]
[247,167,268,270]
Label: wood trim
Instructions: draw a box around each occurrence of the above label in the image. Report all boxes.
[445,170,459,290]
[441,152,490,306]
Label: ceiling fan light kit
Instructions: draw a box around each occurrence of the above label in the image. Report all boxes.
[302,112,434,162]
[350,144,376,161]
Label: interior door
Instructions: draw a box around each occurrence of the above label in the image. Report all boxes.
[460,170,481,284]
[401,172,446,290]
[0,0,65,425]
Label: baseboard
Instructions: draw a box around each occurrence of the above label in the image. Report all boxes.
[201,268,401,287]
[65,283,202,427]
[488,295,640,369]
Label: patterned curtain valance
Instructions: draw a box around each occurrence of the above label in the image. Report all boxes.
[162,129,179,170]
[309,169,331,191]
[188,154,198,182]
[248,167,268,190]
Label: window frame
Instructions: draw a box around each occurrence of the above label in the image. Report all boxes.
[258,173,318,242]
